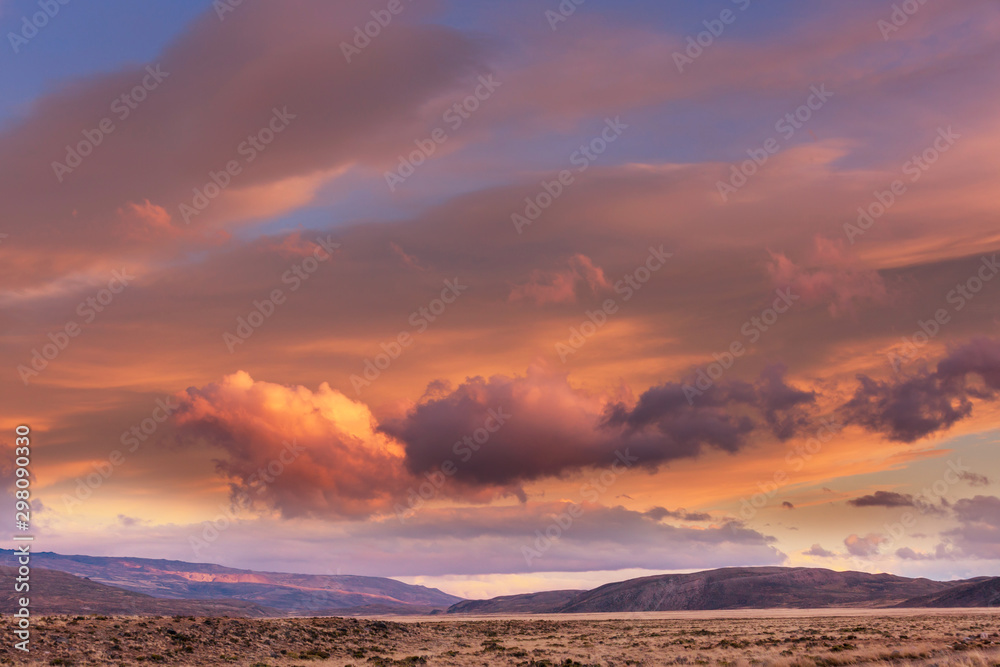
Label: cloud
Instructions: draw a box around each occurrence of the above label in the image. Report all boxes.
[384,364,818,492]
[172,371,411,519]
[0,0,490,289]
[841,337,1000,442]
[848,491,915,508]
[896,547,934,561]
[348,502,783,575]
[767,237,888,318]
[643,507,713,522]
[958,471,992,487]
[942,495,1000,559]
[508,254,611,305]
[390,243,427,272]
[804,544,837,558]
[844,533,885,557]
[167,363,821,520]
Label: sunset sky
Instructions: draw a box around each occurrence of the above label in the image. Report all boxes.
[2,0,1000,599]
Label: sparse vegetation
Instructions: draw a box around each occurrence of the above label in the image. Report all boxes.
[2,611,998,666]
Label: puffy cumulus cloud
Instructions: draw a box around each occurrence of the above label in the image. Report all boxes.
[848,491,915,508]
[171,372,411,519]
[804,544,837,558]
[508,254,610,306]
[767,238,888,318]
[348,503,783,575]
[609,364,816,444]
[844,533,886,558]
[383,365,818,492]
[943,495,1000,560]
[841,338,1000,442]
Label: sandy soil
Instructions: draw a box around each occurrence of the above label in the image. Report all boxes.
[2,609,999,667]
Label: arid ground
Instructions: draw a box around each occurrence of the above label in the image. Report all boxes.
[2,610,998,667]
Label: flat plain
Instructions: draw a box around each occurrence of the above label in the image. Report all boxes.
[2,609,998,667]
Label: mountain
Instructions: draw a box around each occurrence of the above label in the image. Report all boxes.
[898,577,1000,607]
[0,567,276,617]
[447,567,995,614]
[0,550,461,615]
[447,590,583,615]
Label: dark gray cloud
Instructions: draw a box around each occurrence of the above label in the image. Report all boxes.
[841,338,1000,442]
[643,507,713,522]
[958,471,992,487]
[848,491,915,508]
[383,365,817,490]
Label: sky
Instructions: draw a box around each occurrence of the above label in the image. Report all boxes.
[1,0,999,599]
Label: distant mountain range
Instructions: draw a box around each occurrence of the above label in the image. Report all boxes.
[2,552,996,617]
[0,550,460,616]
[447,567,1000,614]
[0,566,275,617]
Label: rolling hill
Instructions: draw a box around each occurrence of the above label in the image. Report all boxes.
[448,567,998,614]
[0,550,461,615]
[0,566,276,616]
[898,577,1000,608]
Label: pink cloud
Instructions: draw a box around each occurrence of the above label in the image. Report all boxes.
[768,237,888,318]
[509,254,610,305]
